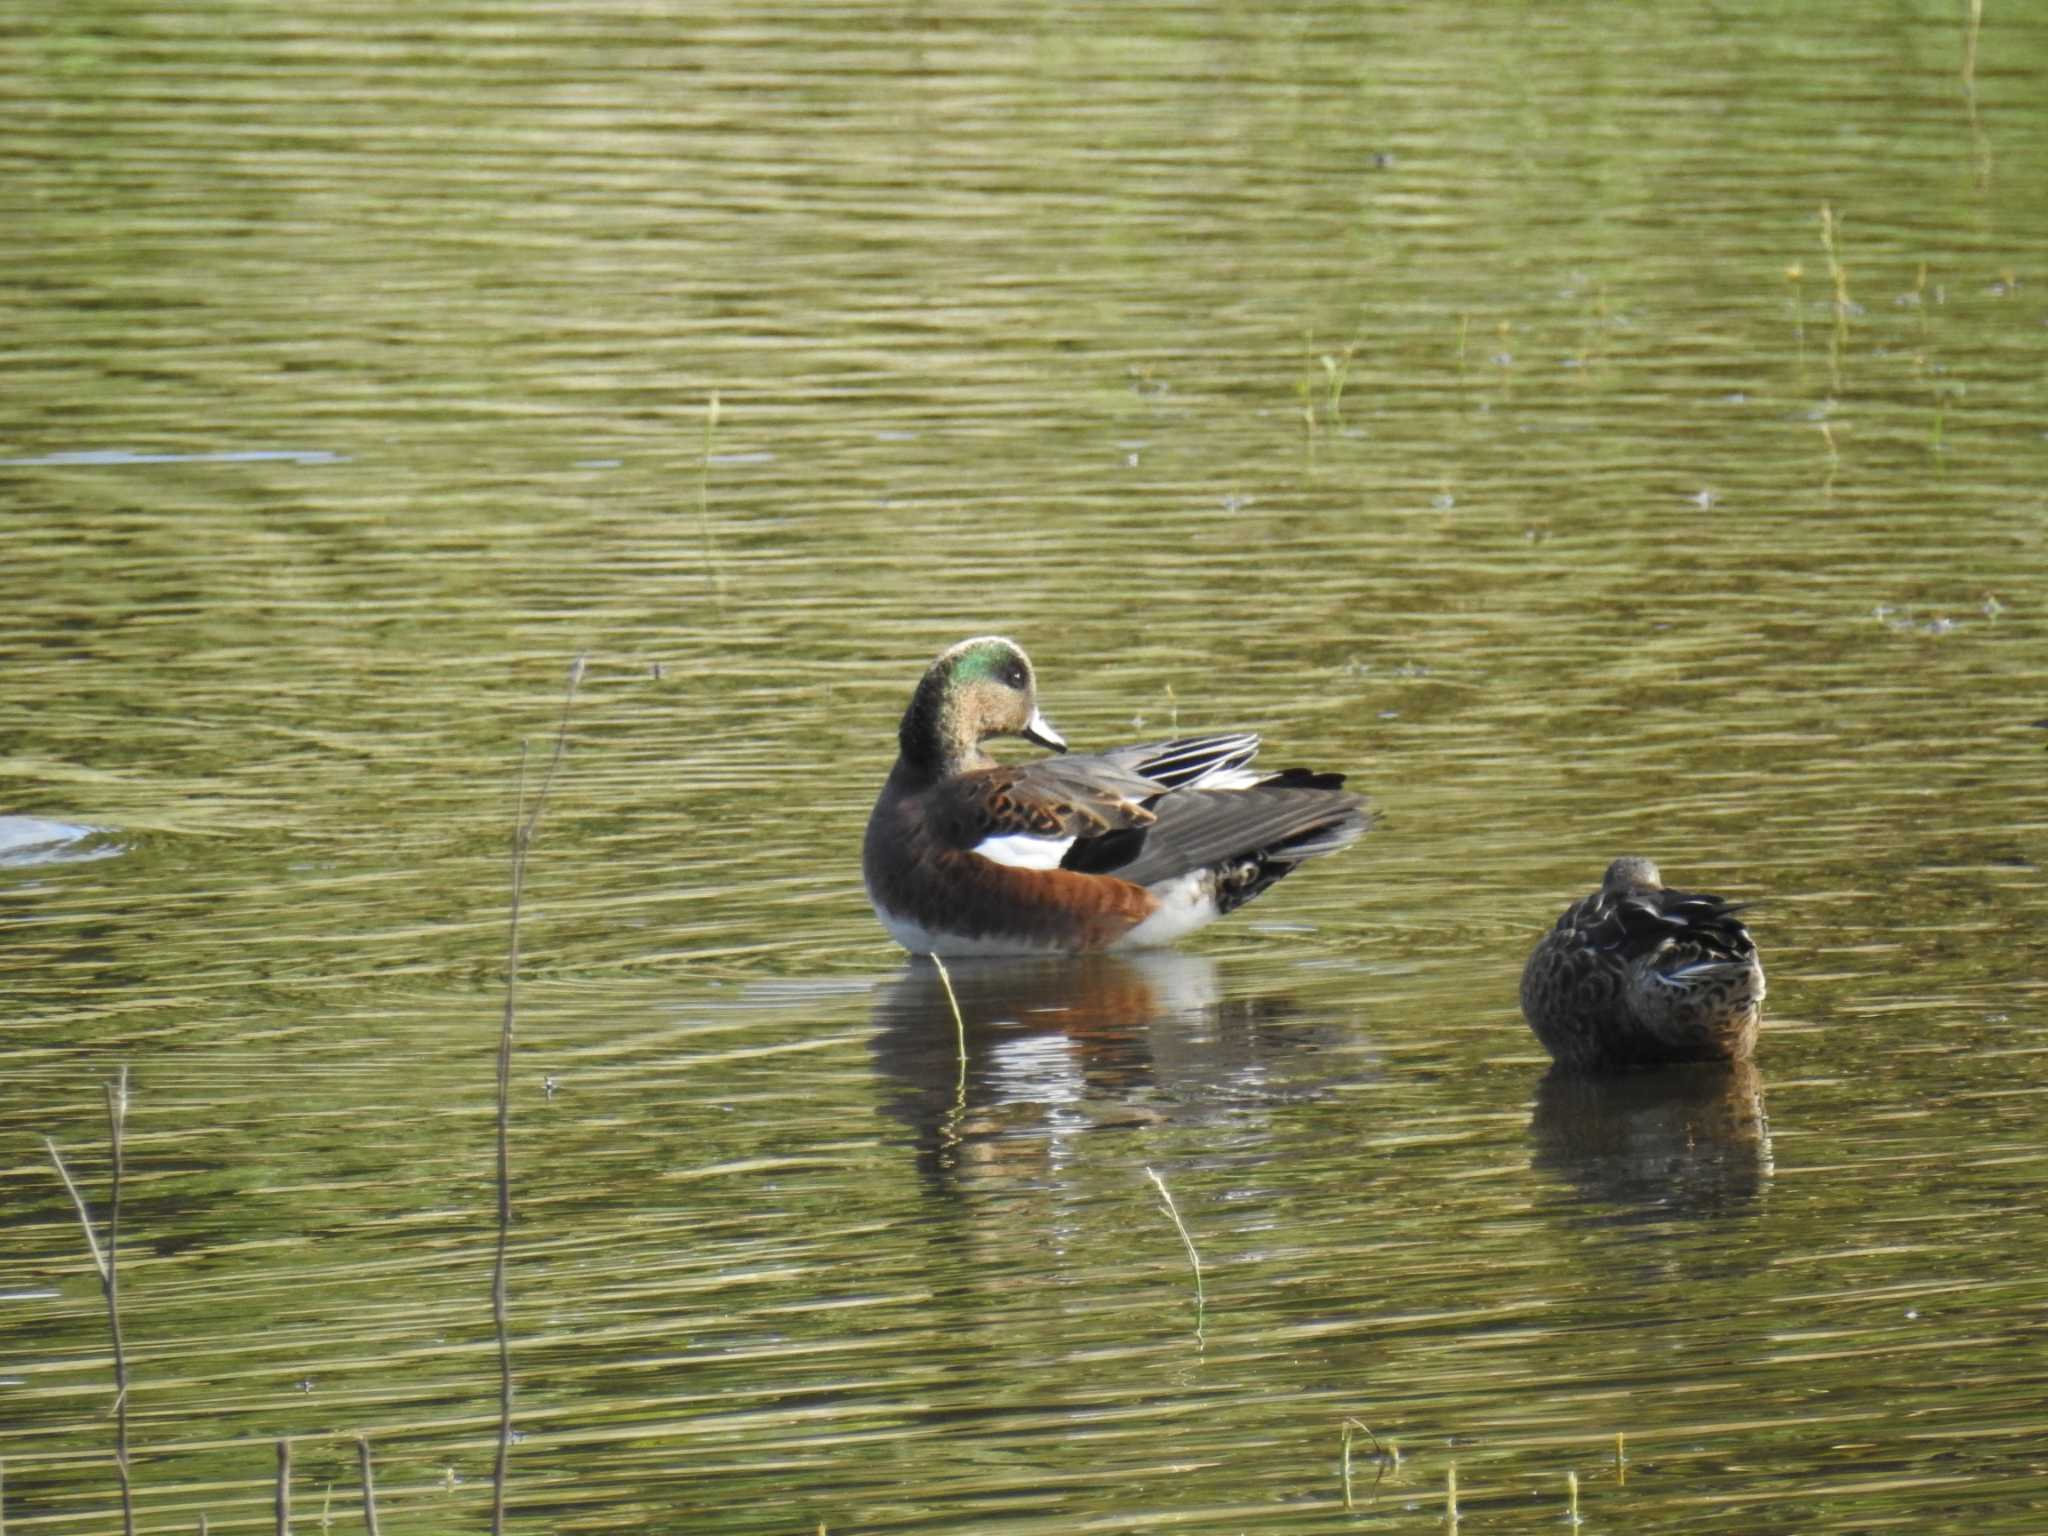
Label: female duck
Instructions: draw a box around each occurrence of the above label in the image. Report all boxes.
[1521,857,1765,1070]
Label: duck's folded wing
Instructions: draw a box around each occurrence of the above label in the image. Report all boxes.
[933,737,1309,877]
[1064,777,1367,885]
[931,755,1164,871]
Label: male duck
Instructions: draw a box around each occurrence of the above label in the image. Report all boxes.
[863,636,1369,955]
[1520,856,1765,1071]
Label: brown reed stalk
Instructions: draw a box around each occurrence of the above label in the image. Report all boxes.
[493,657,584,1535]
[44,1067,134,1536]
[275,1439,291,1535]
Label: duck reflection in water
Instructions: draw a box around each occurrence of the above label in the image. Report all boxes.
[868,951,1353,1192]
[1530,1059,1772,1220]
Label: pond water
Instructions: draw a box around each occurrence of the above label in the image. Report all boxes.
[6,1,2048,1531]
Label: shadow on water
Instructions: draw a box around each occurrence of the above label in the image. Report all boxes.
[1528,1059,1772,1222]
[868,952,1368,1192]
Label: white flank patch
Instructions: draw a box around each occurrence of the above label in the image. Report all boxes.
[971,830,1077,871]
[1111,871,1220,949]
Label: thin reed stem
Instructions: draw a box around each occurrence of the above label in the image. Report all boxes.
[1339,1417,1397,1509]
[929,954,967,1091]
[494,657,585,1535]
[275,1439,291,1536]
[1819,203,1849,396]
[104,1073,129,1533]
[357,1437,380,1536]
[45,1067,134,1536]
[1143,1167,1204,1338]
[698,393,724,600]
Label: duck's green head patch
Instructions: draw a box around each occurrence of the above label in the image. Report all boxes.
[945,636,1030,693]
[899,636,1039,771]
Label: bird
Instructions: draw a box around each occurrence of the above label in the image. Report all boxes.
[862,636,1368,955]
[1520,856,1765,1070]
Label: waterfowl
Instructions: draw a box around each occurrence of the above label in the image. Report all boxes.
[1520,856,1765,1070]
[863,636,1368,955]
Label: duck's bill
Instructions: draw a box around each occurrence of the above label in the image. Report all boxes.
[1023,710,1068,752]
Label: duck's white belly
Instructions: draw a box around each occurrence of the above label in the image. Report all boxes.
[868,898,1070,957]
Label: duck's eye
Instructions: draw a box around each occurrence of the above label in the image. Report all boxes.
[1001,660,1028,689]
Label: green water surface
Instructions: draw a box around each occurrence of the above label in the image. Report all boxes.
[5,2,2048,1531]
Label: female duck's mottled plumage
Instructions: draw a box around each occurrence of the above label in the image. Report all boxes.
[864,636,1369,956]
[1521,856,1765,1071]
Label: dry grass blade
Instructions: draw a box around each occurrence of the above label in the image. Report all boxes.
[1143,1166,1204,1340]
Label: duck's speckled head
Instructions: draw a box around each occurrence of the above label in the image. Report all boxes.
[1602,856,1664,895]
[899,636,1066,774]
